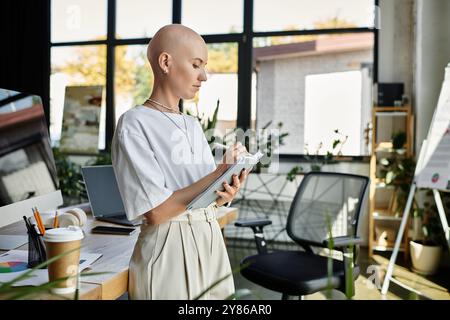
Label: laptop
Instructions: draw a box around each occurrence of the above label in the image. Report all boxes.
[81,165,141,227]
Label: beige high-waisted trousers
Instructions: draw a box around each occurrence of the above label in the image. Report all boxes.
[128,203,235,300]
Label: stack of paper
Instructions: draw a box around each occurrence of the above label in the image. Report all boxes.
[0,250,102,286]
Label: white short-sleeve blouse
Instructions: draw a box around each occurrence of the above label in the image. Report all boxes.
[111,105,217,221]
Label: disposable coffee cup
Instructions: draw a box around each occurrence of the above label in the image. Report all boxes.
[43,226,84,294]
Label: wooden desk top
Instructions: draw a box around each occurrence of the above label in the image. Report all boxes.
[0,206,238,300]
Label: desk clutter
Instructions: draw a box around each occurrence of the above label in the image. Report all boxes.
[41,208,87,228]
[23,214,46,268]
[0,206,101,290]
[20,206,89,268]
[0,249,102,287]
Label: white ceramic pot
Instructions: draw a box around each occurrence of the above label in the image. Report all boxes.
[409,240,442,275]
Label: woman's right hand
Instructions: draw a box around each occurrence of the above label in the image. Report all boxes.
[215,142,248,174]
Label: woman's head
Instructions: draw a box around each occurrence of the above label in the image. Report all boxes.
[147,24,208,100]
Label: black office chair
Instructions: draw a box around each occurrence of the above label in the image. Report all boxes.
[235,171,370,299]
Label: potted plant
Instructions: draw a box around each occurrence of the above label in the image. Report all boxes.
[286,129,348,181]
[52,148,86,205]
[185,99,220,146]
[252,121,289,173]
[409,192,448,275]
[392,131,407,151]
[52,148,112,206]
[219,120,289,173]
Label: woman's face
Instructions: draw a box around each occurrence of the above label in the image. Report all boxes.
[169,40,208,100]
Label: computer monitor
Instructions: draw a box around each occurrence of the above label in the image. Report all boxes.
[0,88,63,228]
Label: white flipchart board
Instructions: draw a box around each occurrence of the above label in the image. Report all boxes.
[415,63,450,191]
[381,63,450,296]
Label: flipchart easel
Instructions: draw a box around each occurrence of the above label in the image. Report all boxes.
[381,63,450,295]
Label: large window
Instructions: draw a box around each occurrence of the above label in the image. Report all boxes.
[253,33,374,155]
[49,0,377,157]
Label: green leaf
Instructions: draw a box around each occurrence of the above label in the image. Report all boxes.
[261,121,272,130]
[385,171,394,184]
[332,140,340,149]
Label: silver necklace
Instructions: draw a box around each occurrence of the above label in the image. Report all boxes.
[144,98,194,155]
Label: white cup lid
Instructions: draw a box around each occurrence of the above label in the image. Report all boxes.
[44,226,84,242]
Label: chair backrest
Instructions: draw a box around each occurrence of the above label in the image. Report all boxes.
[286,172,369,249]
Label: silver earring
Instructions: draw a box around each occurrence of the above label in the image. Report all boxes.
[163,69,168,74]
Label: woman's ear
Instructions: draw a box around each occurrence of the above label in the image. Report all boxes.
[158,52,171,74]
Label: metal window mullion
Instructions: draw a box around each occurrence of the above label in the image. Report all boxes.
[173,0,181,23]
[105,0,116,152]
[50,40,108,47]
[374,0,379,83]
[253,27,374,38]
[237,0,253,131]
[44,0,51,129]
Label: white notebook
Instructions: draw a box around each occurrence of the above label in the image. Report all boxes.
[187,151,264,210]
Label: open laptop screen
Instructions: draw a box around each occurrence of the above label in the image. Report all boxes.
[81,165,126,218]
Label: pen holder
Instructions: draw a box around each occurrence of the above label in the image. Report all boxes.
[27,228,47,269]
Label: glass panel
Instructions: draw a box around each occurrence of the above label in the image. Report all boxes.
[50,45,106,150]
[51,0,107,43]
[305,71,363,156]
[184,43,239,136]
[116,0,172,39]
[114,45,154,122]
[254,0,374,32]
[182,0,243,34]
[253,33,374,156]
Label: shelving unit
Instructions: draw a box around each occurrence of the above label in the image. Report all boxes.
[368,106,414,258]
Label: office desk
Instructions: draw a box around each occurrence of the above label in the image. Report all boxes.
[0,206,238,300]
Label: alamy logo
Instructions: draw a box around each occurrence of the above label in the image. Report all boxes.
[364,265,382,290]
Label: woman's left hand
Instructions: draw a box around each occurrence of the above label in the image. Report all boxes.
[215,169,248,207]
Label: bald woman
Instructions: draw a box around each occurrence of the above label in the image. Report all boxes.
[111,24,248,300]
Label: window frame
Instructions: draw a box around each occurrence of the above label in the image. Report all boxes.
[48,0,378,161]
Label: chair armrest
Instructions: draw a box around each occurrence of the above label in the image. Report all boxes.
[234,219,272,255]
[234,219,272,228]
[322,236,363,248]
